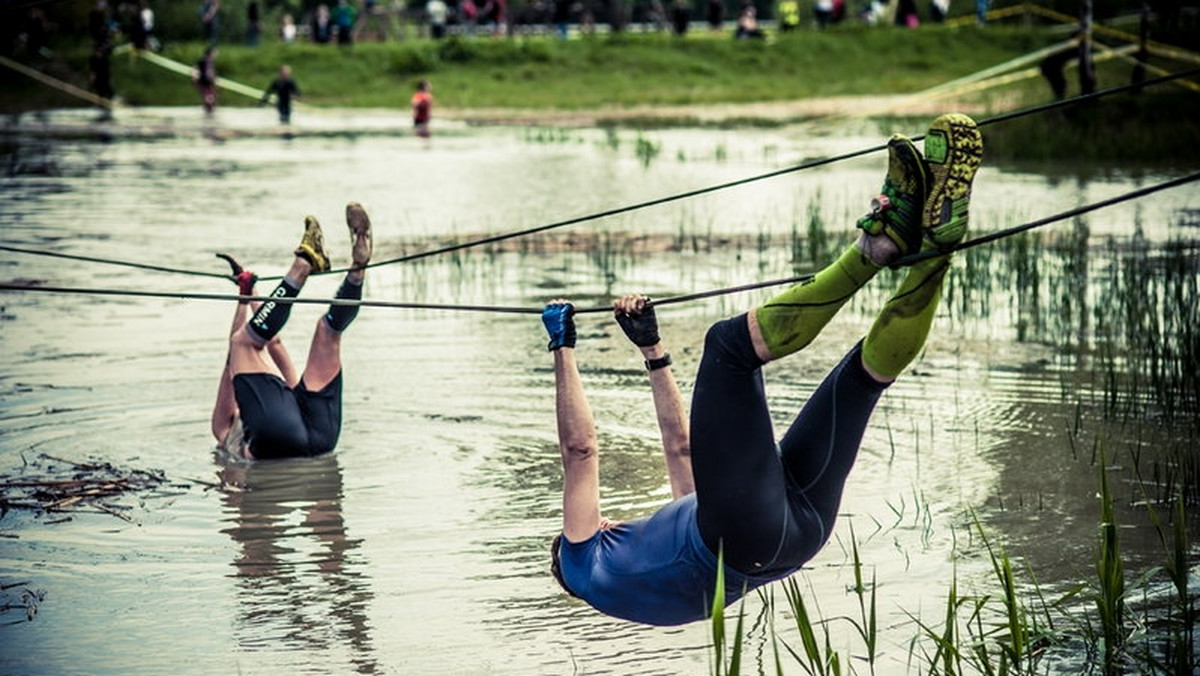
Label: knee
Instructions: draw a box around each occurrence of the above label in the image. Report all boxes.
[231,326,264,350]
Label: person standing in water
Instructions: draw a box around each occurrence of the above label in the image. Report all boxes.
[262,64,301,125]
[411,79,433,139]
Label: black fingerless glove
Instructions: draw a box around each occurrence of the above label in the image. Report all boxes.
[615,300,661,347]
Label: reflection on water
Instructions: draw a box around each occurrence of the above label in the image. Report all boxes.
[0,117,1196,674]
[217,453,378,674]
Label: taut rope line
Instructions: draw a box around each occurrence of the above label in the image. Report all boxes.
[3,171,1197,314]
[2,67,1197,282]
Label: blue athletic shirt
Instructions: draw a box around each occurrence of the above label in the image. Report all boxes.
[557,493,798,626]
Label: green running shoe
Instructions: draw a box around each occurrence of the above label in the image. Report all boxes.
[346,202,373,269]
[856,134,929,256]
[922,113,983,251]
[294,215,330,272]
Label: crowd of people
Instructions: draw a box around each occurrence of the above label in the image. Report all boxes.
[71,0,971,54]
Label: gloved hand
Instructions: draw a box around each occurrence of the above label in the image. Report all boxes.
[542,301,576,351]
[613,295,660,347]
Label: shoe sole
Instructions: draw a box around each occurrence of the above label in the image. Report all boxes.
[298,215,331,272]
[886,135,929,255]
[923,113,983,249]
[346,202,372,267]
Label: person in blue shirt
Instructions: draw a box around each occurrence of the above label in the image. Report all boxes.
[541,113,984,626]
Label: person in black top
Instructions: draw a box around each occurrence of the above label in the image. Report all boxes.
[262,64,301,124]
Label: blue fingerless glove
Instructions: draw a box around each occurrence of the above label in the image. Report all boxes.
[542,302,577,351]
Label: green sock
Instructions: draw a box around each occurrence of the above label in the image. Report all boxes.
[756,243,882,360]
[861,255,951,379]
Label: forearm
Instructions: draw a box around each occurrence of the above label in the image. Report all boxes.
[554,348,597,456]
[640,343,693,498]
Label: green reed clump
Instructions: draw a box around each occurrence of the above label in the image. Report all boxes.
[709,546,747,676]
[634,133,662,168]
[1094,444,1127,672]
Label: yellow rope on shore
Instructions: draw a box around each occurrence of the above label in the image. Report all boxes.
[0,54,114,109]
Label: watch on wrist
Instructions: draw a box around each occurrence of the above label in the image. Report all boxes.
[645,353,672,371]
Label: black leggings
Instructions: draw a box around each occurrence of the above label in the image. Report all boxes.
[690,314,888,575]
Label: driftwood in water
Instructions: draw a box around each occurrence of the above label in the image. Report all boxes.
[0,453,207,524]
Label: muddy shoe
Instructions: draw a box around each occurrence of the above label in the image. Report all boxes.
[922,113,983,251]
[294,215,330,272]
[346,201,372,269]
[856,134,929,257]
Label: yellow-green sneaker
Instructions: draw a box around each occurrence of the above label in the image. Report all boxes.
[922,113,983,251]
[856,134,929,256]
[346,202,372,269]
[294,215,330,272]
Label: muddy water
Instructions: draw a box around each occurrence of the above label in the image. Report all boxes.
[1,108,1197,675]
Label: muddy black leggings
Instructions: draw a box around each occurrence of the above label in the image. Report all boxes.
[690,314,888,575]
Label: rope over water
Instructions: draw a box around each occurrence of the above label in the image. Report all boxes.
[1,66,1197,284]
[3,171,1197,314]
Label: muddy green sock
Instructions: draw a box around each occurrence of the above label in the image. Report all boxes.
[756,243,882,359]
[861,255,951,379]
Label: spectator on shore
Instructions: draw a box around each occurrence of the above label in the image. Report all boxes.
[734,2,764,39]
[262,64,301,124]
[705,0,723,30]
[312,4,334,43]
[929,0,949,23]
[427,0,448,38]
[778,0,798,31]
[460,0,480,35]
[193,45,218,115]
[895,0,919,27]
[976,0,988,25]
[139,2,159,50]
[281,13,298,43]
[246,2,261,46]
[554,0,572,38]
[671,0,690,35]
[356,0,389,41]
[482,0,508,35]
[411,79,432,138]
[200,0,220,45]
[334,0,358,45]
[89,1,111,47]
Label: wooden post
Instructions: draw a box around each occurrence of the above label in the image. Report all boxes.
[1131,2,1150,92]
[1078,0,1096,95]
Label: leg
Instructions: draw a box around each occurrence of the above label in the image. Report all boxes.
[301,202,371,392]
[862,113,982,380]
[690,314,794,572]
[776,343,887,548]
[749,134,931,362]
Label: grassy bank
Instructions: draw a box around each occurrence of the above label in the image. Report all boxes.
[6,26,1058,111]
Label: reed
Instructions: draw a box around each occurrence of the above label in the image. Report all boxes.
[1094,443,1127,672]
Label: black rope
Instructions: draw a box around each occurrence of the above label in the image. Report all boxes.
[278,64,1200,281]
[0,245,231,280]
[2,66,1197,282]
[3,171,1196,314]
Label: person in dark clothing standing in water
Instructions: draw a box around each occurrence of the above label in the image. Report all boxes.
[211,202,373,460]
[262,64,301,124]
[542,114,984,626]
[193,46,218,115]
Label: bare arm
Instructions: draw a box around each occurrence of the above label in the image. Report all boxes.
[212,299,252,443]
[545,300,603,543]
[614,295,693,499]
